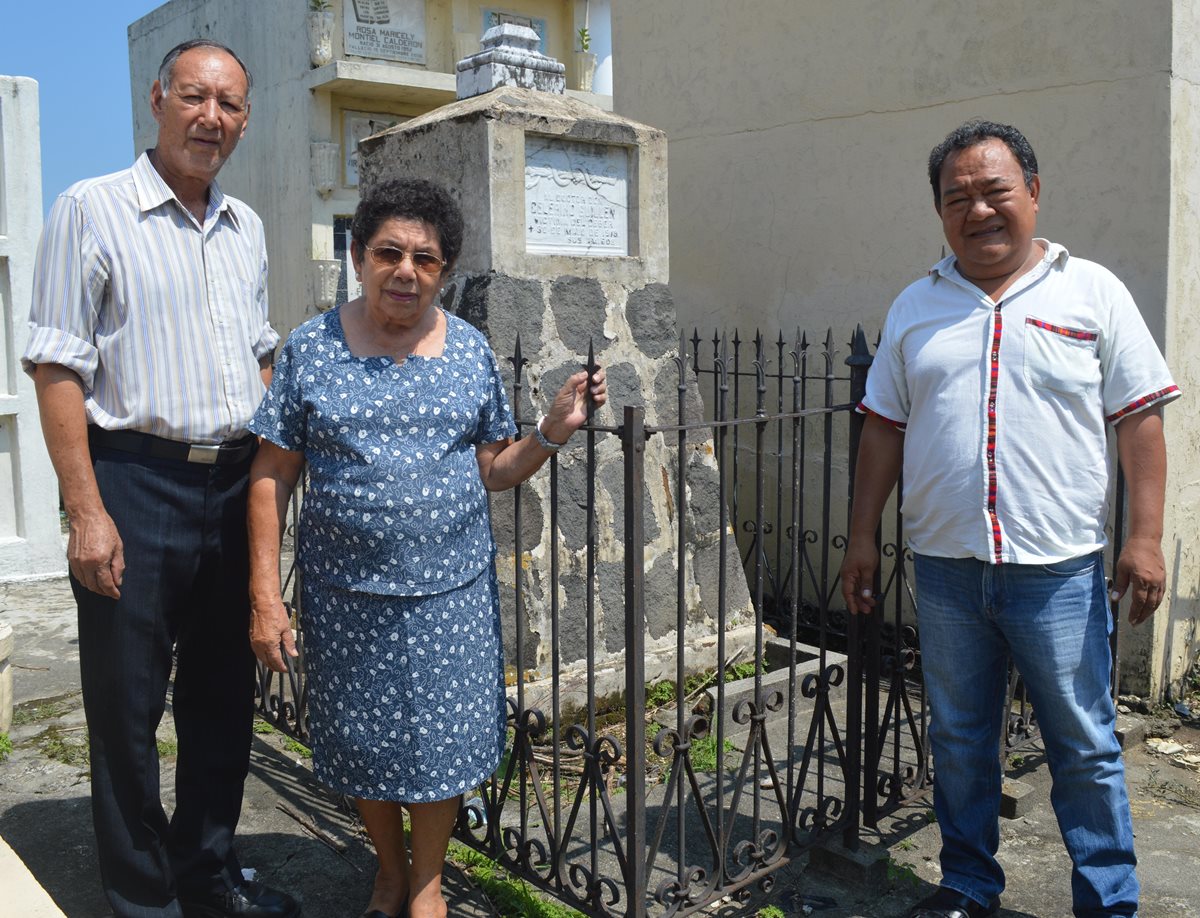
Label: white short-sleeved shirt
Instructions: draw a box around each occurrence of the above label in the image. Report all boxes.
[861,240,1179,564]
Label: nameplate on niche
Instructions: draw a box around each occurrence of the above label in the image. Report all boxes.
[524,138,629,258]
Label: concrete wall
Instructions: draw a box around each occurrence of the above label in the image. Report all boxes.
[1154,0,1200,696]
[612,0,1170,340]
[130,0,315,344]
[612,0,1198,698]
[0,77,63,581]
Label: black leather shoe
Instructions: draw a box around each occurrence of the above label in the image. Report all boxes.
[180,881,300,918]
[907,887,1000,918]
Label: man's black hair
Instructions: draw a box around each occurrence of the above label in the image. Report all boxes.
[928,120,1038,207]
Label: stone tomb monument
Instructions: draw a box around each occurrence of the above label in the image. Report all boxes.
[358,72,753,703]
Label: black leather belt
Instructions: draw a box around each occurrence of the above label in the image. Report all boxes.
[88,427,257,466]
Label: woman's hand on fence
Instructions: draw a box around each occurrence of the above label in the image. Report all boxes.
[540,366,607,445]
[840,541,879,615]
[250,596,299,672]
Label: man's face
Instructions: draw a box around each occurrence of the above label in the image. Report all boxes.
[936,138,1040,284]
[149,48,249,190]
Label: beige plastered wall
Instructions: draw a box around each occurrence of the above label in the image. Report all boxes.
[613,0,1198,697]
[1153,0,1200,698]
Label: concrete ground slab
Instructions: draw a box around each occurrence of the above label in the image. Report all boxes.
[0,575,497,918]
[3,574,1199,917]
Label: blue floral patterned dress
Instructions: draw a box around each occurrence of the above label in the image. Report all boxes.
[250,307,516,802]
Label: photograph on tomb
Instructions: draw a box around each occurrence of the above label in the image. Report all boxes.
[343,111,403,186]
[525,137,630,257]
[481,9,548,53]
[344,0,426,63]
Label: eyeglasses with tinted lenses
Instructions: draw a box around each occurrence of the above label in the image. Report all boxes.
[364,246,446,275]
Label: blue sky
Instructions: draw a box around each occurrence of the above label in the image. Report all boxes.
[2,1,165,212]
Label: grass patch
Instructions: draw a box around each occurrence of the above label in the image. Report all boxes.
[690,734,737,772]
[253,720,278,735]
[38,725,89,768]
[12,697,74,726]
[756,907,786,918]
[0,732,12,763]
[645,660,766,711]
[448,842,585,918]
[283,738,313,759]
[646,680,676,708]
[886,857,920,888]
[157,738,178,758]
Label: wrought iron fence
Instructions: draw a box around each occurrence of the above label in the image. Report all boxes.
[253,325,930,916]
[252,322,1129,916]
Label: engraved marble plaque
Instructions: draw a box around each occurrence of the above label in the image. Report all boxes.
[525,138,629,257]
[344,0,426,64]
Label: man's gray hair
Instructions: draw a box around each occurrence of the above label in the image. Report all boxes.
[157,39,253,99]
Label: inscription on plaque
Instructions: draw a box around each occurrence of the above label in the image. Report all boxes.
[525,138,629,257]
[344,0,426,64]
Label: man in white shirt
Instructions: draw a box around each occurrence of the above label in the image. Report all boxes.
[24,40,297,918]
[840,120,1177,918]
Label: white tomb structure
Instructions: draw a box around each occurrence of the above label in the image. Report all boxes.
[0,76,63,582]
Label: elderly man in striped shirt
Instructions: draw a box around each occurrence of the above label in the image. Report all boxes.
[24,40,298,918]
[841,121,1177,918]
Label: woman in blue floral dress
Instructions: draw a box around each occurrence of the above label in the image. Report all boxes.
[246,179,606,918]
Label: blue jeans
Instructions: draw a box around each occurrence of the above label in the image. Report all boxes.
[914,552,1138,918]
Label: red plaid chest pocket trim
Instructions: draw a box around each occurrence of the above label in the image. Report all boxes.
[1023,316,1101,398]
[1024,317,1099,341]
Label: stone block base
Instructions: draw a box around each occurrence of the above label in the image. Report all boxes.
[1000,778,1034,819]
[1114,714,1146,749]
[809,837,890,886]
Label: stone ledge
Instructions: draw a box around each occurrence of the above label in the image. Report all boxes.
[0,835,65,916]
[0,621,12,733]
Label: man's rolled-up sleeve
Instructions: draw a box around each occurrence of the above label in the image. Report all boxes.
[21,193,106,389]
[250,224,279,361]
[1100,281,1180,423]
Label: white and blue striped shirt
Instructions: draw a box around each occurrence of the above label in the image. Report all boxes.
[23,152,278,444]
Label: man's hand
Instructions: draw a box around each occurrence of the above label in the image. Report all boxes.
[1113,407,1168,627]
[1112,535,1166,626]
[839,413,905,615]
[250,597,298,672]
[67,510,125,599]
[840,539,880,615]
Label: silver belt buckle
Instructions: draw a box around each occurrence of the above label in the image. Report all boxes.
[186,443,222,464]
